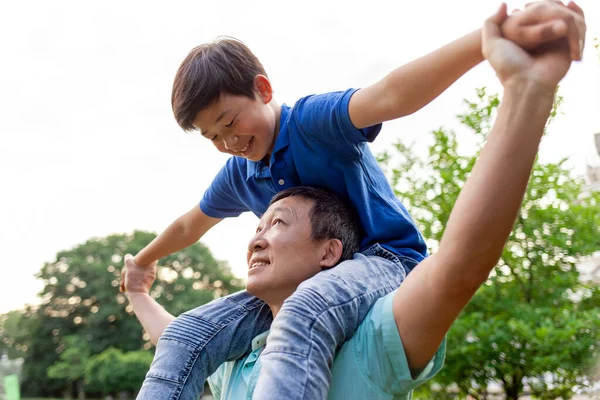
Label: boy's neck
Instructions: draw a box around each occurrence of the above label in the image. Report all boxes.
[262,100,281,165]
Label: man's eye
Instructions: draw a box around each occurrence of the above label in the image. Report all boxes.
[256,226,263,233]
[272,219,283,226]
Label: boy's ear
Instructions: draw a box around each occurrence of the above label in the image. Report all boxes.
[254,74,273,104]
[319,239,343,269]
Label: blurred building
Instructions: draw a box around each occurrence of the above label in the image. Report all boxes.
[579,133,600,283]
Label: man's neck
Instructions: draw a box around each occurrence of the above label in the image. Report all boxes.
[269,303,282,318]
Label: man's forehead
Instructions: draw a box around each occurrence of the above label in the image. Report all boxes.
[262,197,312,220]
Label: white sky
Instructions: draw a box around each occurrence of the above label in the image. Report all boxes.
[1,0,599,314]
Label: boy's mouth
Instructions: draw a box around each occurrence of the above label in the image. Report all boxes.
[240,137,254,157]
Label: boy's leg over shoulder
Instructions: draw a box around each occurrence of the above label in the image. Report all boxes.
[137,290,272,400]
[252,245,413,399]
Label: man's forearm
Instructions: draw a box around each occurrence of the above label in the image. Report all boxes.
[128,292,175,345]
[392,81,555,372]
[438,81,555,280]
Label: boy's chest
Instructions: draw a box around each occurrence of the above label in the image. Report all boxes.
[247,152,351,213]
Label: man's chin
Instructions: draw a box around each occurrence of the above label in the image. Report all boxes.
[245,276,264,298]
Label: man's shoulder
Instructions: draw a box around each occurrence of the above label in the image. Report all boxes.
[356,289,396,331]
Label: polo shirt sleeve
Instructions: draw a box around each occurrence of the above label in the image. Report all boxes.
[293,89,382,157]
[352,290,446,396]
[200,158,249,218]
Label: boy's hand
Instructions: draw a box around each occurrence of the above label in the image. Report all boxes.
[120,254,157,294]
[483,3,580,91]
[502,0,586,61]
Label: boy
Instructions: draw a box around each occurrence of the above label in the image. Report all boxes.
[125,2,586,399]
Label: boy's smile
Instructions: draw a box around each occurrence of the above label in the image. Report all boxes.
[192,75,280,163]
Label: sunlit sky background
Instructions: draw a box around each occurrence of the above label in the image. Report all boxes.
[1,0,599,314]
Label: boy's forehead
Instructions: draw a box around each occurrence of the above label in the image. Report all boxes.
[192,93,244,131]
[192,100,225,130]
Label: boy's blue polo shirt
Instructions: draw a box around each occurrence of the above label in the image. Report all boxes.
[200,89,427,261]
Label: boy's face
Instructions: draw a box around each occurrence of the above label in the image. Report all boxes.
[192,76,277,163]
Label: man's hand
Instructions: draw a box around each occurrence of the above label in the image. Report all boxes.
[483,3,583,91]
[120,254,157,294]
[502,0,586,61]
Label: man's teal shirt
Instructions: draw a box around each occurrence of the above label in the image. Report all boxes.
[208,290,446,399]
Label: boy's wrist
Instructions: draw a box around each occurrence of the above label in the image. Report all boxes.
[133,253,153,268]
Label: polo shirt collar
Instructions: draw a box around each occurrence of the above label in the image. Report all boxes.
[251,330,269,351]
[270,104,291,157]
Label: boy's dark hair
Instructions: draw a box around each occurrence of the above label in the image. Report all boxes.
[269,187,361,263]
[172,37,267,132]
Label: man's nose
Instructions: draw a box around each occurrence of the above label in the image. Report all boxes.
[248,232,267,252]
[223,134,239,150]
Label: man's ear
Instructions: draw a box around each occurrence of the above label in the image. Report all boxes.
[254,74,273,104]
[319,239,343,269]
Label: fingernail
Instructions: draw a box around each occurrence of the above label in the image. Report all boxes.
[579,39,584,60]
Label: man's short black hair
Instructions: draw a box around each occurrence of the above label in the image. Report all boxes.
[269,187,361,263]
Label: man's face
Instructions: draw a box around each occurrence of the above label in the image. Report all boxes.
[245,196,328,303]
[193,80,277,162]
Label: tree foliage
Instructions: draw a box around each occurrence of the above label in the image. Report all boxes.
[47,336,90,399]
[379,88,600,399]
[2,230,243,397]
[85,348,153,396]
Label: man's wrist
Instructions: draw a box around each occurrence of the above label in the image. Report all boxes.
[497,79,556,142]
[127,291,151,300]
[503,76,558,102]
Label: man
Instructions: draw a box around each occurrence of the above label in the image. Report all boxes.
[121,3,586,398]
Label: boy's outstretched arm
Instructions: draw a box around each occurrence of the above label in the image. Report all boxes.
[133,206,222,268]
[390,3,584,373]
[348,1,585,130]
[119,206,221,296]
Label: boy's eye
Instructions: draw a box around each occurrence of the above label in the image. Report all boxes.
[210,135,218,141]
[225,118,236,128]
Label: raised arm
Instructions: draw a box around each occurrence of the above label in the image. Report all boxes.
[348,0,585,130]
[133,205,222,268]
[121,254,175,345]
[391,2,585,373]
[120,206,221,343]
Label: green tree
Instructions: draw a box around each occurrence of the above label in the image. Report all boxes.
[84,348,153,397]
[0,311,27,360]
[379,88,600,399]
[5,230,243,397]
[47,336,90,399]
